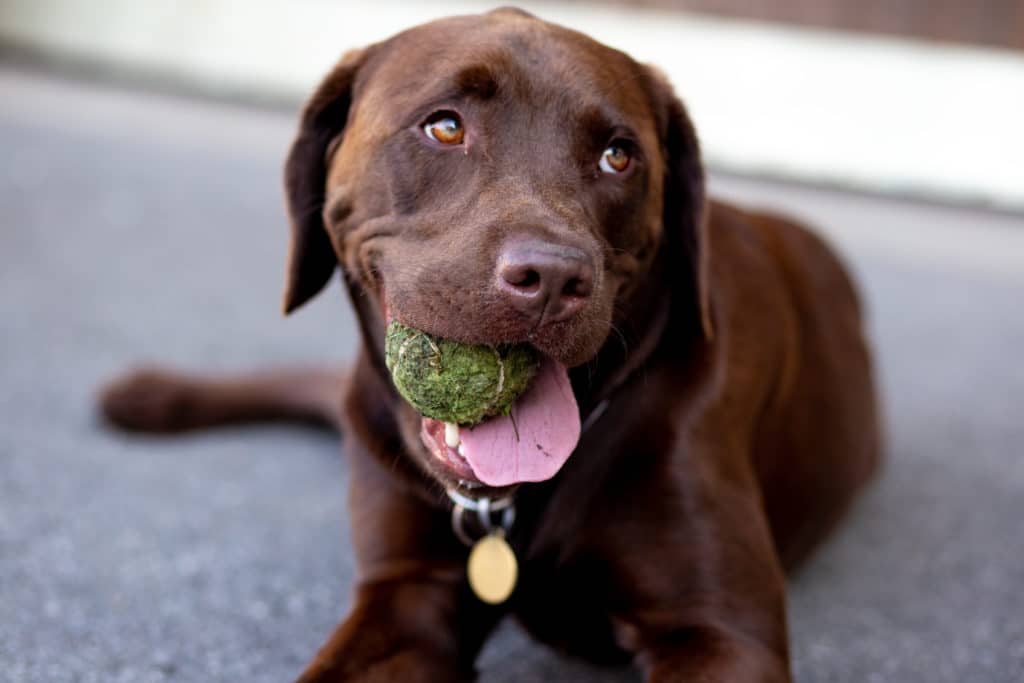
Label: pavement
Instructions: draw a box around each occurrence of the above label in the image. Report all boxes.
[1,67,1023,683]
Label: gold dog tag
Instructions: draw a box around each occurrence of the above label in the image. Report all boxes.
[467,531,517,604]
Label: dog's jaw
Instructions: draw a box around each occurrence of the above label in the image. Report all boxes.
[383,310,583,487]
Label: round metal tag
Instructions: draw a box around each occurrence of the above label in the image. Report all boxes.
[467,532,518,604]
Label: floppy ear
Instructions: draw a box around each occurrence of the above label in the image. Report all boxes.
[282,48,371,314]
[651,71,714,340]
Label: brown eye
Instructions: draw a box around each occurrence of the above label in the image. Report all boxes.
[599,144,631,174]
[423,112,464,145]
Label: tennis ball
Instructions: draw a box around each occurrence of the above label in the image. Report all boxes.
[384,321,539,426]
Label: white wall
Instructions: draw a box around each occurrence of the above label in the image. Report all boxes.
[3,0,1022,210]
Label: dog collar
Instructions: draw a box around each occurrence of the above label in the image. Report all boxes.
[446,487,516,546]
[446,487,518,604]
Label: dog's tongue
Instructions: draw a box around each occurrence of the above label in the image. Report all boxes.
[460,358,580,487]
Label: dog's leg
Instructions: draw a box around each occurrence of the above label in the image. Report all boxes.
[591,459,793,682]
[616,568,793,682]
[295,454,501,683]
[295,577,493,683]
[638,628,790,683]
[98,366,346,433]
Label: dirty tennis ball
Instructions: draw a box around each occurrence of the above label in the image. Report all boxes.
[384,321,539,426]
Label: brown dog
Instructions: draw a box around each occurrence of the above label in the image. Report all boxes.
[101,8,880,682]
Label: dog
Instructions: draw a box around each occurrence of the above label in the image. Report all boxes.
[100,8,881,682]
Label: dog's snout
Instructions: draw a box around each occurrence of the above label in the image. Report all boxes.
[496,241,594,324]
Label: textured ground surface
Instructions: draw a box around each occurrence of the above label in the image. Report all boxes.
[1,68,1022,682]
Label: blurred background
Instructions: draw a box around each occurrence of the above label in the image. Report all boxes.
[1,1,1022,682]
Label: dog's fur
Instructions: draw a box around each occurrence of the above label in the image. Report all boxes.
[101,9,880,682]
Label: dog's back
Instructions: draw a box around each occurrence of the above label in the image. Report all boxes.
[711,201,881,568]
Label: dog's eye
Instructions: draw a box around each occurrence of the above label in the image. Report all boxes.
[423,112,465,145]
[599,144,631,174]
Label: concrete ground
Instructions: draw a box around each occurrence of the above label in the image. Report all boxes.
[1,67,1022,682]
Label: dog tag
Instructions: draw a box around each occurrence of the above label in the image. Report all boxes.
[467,531,517,604]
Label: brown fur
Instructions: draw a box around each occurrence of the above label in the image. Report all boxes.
[100,9,880,682]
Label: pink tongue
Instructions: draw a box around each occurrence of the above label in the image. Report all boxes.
[459,358,580,487]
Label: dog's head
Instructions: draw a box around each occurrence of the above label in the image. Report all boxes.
[282,9,710,490]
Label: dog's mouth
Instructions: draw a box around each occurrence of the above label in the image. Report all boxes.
[417,355,581,488]
[380,296,583,488]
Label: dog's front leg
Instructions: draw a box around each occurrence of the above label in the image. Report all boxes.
[596,451,793,682]
[615,555,793,683]
[636,625,791,683]
[295,446,498,683]
[295,575,481,683]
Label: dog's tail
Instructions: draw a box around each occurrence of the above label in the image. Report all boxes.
[98,366,347,433]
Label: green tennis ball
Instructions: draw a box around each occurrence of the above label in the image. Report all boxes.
[384,321,539,426]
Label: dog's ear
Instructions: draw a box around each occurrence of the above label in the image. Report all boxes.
[648,68,714,339]
[282,47,372,314]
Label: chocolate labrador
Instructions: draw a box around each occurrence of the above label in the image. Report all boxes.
[100,8,880,682]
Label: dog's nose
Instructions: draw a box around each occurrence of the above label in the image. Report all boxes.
[496,241,593,324]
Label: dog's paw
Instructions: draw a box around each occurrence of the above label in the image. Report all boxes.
[98,367,199,433]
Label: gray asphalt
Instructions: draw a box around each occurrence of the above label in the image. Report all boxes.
[2,67,1023,683]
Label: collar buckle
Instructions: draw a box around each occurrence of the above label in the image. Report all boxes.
[447,488,516,546]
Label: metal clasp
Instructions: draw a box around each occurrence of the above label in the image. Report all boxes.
[447,488,516,547]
